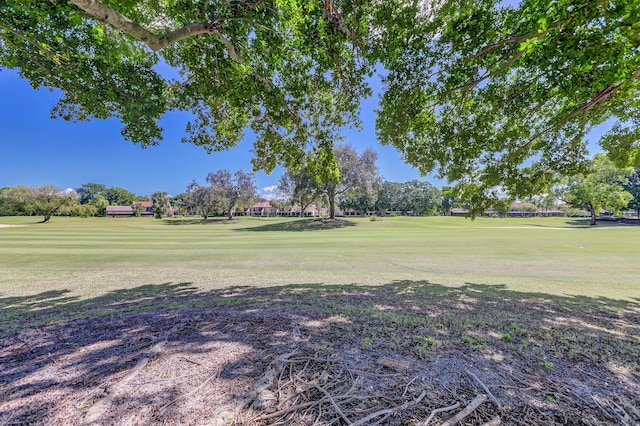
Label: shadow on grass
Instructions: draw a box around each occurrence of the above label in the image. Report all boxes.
[238,218,357,232]
[561,218,640,228]
[1,280,638,424]
[163,218,234,225]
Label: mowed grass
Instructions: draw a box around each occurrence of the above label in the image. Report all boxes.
[2,216,639,425]
[1,215,638,302]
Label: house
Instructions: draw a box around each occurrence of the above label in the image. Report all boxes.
[105,201,153,217]
[134,201,153,215]
[450,208,468,216]
[247,202,279,216]
[288,204,324,217]
[485,202,567,217]
[106,206,134,216]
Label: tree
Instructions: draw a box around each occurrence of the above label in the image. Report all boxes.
[186,180,219,220]
[339,194,373,215]
[0,187,33,216]
[103,187,136,206]
[89,194,109,216]
[132,201,147,217]
[400,180,441,216]
[150,191,170,218]
[623,169,640,218]
[1,0,373,172]
[563,154,633,225]
[4,0,639,202]
[2,185,76,222]
[171,192,190,217]
[310,144,382,219]
[71,202,98,218]
[278,169,322,218]
[493,199,513,218]
[376,0,640,212]
[206,170,256,220]
[374,180,440,216]
[76,182,107,204]
[439,186,459,216]
[375,181,403,215]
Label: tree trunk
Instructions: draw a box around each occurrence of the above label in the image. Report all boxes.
[589,205,597,225]
[329,197,336,219]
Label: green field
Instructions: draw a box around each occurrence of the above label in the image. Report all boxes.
[2,215,639,424]
[1,214,639,337]
[1,215,638,302]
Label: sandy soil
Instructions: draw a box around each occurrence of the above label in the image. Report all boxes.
[1,286,638,425]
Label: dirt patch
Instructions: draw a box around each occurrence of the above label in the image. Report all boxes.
[1,282,638,425]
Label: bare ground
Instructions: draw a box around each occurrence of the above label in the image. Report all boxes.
[1,281,639,425]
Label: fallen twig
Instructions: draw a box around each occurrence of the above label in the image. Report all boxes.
[347,368,402,377]
[401,375,421,399]
[590,394,615,421]
[258,396,331,421]
[377,357,411,370]
[314,382,352,425]
[423,402,461,425]
[350,391,426,426]
[591,395,631,425]
[467,370,502,409]
[179,356,208,368]
[441,394,488,426]
[609,399,633,425]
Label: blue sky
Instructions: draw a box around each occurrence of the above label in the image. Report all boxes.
[1,65,608,198]
[0,68,429,198]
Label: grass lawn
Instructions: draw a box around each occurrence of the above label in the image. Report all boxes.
[0,215,638,301]
[1,215,639,424]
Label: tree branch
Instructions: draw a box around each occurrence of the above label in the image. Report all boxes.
[0,22,66,64]
[68,0,246,63]
[440,394,488,426]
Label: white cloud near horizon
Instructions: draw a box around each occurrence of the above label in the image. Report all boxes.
[260,185,283,199]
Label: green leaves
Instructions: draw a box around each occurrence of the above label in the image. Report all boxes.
[563,154,633,224]
[377,0,640,206]
[1,0,374,169]
[3,0,639,208]
[1,185,76,222]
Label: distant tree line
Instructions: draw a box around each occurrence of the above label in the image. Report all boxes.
[2,149,640,225]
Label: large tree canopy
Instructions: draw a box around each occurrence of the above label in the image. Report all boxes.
[309,143,382,219]
[206,169,256,219]
[562,154,632,225]
[2,0,639,207]
[0,0,376,171]
[376,0,640,211]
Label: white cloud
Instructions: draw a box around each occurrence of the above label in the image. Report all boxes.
[260,185,282,199]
